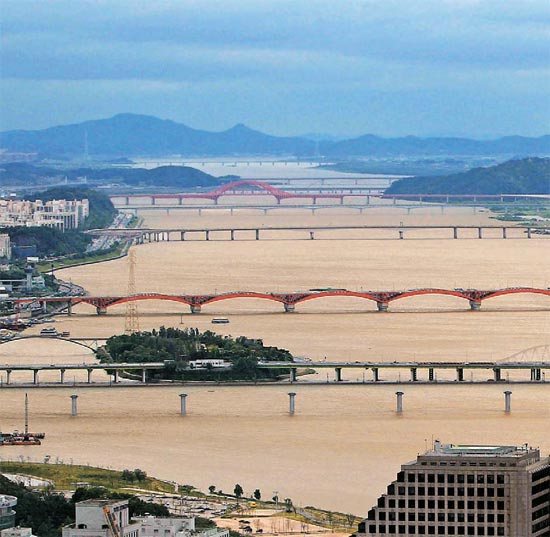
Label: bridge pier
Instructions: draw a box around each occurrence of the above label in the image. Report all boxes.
[493,368,502,382]
[527,228,531,239]
[504,390,512,413]
[205,230,210,241]
[96,306,107,315]
[377,302,389,312]
[309,231,315,240]
[5,369,11,385]
[396,391,404,413]
[180,231,185,241]
[87,368,93,384]
[179,393,188,416]
[530,368,541,381]
[288,392,296,415]
[456,367,464,382]
[114,370,119,383]
[502,227,507,239]
[410,367,417,382]
[33,370,39,385]
[60,369,65,384]
[453,227,458,239]
[142,369,147,383]
[67,301,72,315]
[70,394,78,416]
[230,230,235,241]
[335,367,342,382]
[41,300,47,314]
[255,229,260,240]
[469,300,482,311]
[428,368,434,382]
[284,303,295,313]
[399,230,404,239]
[372,368,379,382]
[190,305,202,314]
[290,368,297,382]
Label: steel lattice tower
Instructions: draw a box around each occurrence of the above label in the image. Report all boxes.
[124,249,140,334]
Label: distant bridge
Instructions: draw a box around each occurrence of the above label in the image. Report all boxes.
[0,335,106,352]
[13,287,550,315]
[110,180,549,207]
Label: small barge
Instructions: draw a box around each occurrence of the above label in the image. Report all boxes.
[0,394,45,447]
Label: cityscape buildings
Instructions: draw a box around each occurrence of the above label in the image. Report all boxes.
[355,442,550,537]
[0,199,89,231]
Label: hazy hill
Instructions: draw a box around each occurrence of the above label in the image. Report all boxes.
[385,157,550,195]
[0,114,314,157]
[0,162,218,188]
[1,113,549,158]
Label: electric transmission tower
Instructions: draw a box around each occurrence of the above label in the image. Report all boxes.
[124,249,140,334]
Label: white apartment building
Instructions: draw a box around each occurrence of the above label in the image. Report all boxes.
[0,235,11,260]
[0,198,89,230]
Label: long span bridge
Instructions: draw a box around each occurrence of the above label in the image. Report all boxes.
[0,359,548,386]
[13,287,550,314]
[110,180,549,206]
[87,224,546,242]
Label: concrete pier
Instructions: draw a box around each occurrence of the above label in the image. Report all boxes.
[33,370,38,385]
[504,390,512,413]
[5,369,11,385]
[179,393,187,416]
[335,367,342,382]
[290,369,297,382]
[255,229,260,240]
[230,230,235,240]
[478,227,483,239]
[372,368,379,382]
[493,368,502,382]
[190,305,202,314]
[141,369,146,383]
[428,368,434,381]
[284,303,295,313]
[96,307,107,315]
[377,302,389,312]
[469,300,481,311]
[288,392,296,414]
[87,369,93,383]
[410,367,417,382]
[399,230,404,239]
[453,227,458,239]
[456,368,464,382]
[396,391,404,413]
[502,227,507,239]
[70,394,78,416]
[113,370,119,383]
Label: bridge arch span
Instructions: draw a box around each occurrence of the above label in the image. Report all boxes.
[481,288,550,301]
[199,292,286,306]
[105,294,193,308]
[389,289,472,302]
[211,180,287,198]
[0,335,97,353]
[292,290,380,305]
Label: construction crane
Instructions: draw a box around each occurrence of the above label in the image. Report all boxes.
[102,505,122,537]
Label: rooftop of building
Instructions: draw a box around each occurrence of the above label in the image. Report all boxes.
[427,442,536,457]
[75,498,126,507]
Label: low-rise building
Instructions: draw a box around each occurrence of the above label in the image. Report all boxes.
[0,235,11,260]
[1,527,36,537]
[62,499,140,537]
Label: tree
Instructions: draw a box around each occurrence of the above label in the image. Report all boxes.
[209,485,216,494]
[121,469,134,482]
[133,468,147,482]
[284,498,293,513]
[234,484,244,498]
[253,489,261,501]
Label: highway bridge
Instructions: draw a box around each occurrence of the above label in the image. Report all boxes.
[0,359,548,386]
[13,287,550,314]
[87,224,546,242]
[110,180,550,207]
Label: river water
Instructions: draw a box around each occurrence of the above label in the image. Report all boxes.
[0,205,548,515]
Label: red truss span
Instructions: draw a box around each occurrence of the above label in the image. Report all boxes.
[14,287,550,313]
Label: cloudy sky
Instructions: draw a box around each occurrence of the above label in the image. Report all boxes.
[1,0,548,137]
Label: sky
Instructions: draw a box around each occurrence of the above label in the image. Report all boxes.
[0,0,549,138]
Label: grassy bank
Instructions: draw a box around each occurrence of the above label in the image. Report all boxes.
[0,460,174,493]
[37,242,128,272]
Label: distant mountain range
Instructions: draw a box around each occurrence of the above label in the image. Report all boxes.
[1,113,549,158]
[386,157,550,195]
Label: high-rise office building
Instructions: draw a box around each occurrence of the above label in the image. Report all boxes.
[355,442,550,536]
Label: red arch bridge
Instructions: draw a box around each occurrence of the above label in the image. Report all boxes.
[14,287,550,315]
[110,180,548,206]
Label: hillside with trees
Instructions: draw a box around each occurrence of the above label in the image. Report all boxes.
[385,157,550,195]
[100,326,293,381]
[0,162,218,189]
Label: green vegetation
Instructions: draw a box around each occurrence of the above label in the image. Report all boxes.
[100,326,293,381]
[0,461,174,493]
[386,157,550,196]
[1,226,92,258]
[37,241,125,271]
